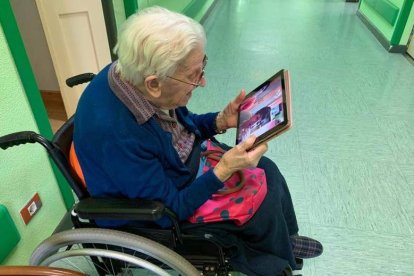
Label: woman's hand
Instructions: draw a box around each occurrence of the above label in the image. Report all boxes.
[213,136,268,182]
[215,90,246,131]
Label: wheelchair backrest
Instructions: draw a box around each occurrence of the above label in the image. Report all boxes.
[52,116,90,200]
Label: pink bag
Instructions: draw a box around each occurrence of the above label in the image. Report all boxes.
[188,140,267,225]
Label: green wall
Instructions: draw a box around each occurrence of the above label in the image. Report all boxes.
[113,0,215,33]
[401,4,414,43]
[138,0,192,12]
[358,0,414,47]
[139,0,215,22]
[0,25,67,265]
[113,0,127,32]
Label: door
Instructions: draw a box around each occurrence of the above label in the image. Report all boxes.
[35,0,112,117]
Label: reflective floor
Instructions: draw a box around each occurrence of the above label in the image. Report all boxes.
[188,0,414,275]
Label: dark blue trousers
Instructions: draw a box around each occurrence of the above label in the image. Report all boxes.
[184,149,300,275]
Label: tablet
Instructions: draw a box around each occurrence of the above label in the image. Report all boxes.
[236,69,292,147]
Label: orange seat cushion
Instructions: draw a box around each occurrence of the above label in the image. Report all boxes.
[69,142,87,188]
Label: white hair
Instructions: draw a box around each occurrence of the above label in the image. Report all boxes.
[114,6,206,87]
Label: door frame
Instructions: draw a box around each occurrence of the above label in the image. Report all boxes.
[0,0,74,210]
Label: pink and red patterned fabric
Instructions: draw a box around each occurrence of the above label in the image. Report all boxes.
[188,140,267,225]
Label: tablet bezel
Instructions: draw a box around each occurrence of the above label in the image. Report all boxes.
[236,69,292,147]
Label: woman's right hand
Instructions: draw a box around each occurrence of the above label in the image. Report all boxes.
[213,136,268,182]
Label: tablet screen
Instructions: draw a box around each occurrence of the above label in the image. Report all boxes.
[236,69,290,146]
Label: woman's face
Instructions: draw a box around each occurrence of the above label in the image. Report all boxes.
[158,45,206,109]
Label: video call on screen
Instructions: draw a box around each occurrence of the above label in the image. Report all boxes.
[237,76,285,144]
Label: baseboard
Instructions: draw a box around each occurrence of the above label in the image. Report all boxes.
[183,0,216,23]
[388,44,408,53]
[200,0,218,24]
[357,10,407,53]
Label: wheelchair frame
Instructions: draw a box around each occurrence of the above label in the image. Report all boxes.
[0,73,233,276]
[0,73,296,276]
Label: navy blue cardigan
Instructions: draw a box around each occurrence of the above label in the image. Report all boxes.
[73,64,224,228]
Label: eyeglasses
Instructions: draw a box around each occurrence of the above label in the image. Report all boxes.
[167,55,208,88]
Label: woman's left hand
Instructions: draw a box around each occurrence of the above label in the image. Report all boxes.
[216,90,246,131]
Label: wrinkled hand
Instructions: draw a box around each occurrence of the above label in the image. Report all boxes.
[213,136,268,182]
[215,90,246,131]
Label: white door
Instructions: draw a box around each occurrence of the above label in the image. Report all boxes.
[35,0,112,117]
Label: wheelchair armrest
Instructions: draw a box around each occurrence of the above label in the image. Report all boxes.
[74,198,166,221]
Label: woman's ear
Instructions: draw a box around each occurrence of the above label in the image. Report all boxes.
[144,75,162,98]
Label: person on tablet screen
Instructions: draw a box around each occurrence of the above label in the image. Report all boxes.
[71,6,322,275]
[238,106,272,142]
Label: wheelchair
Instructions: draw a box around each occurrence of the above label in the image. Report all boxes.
[0,73,297,276]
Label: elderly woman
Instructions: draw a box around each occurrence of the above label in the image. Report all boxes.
[72,6,322,275]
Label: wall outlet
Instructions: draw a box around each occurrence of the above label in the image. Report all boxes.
[20,193,42,225]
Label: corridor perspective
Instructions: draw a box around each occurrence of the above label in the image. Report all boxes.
[190,0,414,275]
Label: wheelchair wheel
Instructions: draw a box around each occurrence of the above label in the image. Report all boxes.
[30,228,200,276]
